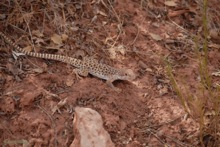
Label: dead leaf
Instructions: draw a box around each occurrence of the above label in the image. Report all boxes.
[34,37,45,44]
[70,26,79,31]
[32,30,44,37]
[208,43,220,49]
[149,33,163,41]
[159,86,168,96]
[0,14,6,20]
[108,47,116,59]
[91,15,98,23]
[203,110,216,125]
[51,34,63,45]
[102,21,107,25]
[32,68,44,73]
[57,98,67,108]
[61,34,68,41]
[52,98,68,114]
[98,10,107,17]
[212,71,220,77]
[164,1,177,7]
[209,29,220,40]
[66,76,74,86]
[117,45,126,55]
[23,46,32,52]
[168,9,189,17]
[108,45,126,59]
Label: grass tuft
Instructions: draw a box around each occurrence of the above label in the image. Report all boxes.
[166,0,220,145]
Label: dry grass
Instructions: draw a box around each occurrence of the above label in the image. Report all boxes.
[166,0,220,146]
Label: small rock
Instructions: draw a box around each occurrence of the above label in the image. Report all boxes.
[70,107,115,147]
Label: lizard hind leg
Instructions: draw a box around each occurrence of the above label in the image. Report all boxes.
[73,68,89,80]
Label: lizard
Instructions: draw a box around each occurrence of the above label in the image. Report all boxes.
[0,31,135,91]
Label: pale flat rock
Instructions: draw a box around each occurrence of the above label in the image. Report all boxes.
[70,107,115,147]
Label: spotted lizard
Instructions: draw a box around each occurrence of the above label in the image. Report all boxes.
[0,32,135,91]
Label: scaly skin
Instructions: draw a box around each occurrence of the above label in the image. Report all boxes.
[0,31,135,91]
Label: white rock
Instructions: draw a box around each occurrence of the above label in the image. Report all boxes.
[70,107,115,147]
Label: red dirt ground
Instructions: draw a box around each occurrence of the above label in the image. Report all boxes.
[0,0,219,146]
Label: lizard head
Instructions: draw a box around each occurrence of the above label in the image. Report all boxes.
[116,69,136,81]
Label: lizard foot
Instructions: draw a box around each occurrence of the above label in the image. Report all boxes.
[72,69,83,80]
[106,80,122,92]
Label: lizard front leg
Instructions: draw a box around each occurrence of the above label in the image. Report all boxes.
[106,79,122,92]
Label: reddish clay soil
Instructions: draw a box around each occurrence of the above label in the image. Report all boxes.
[0,0,220,146]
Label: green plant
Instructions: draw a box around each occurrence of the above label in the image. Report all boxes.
[165,0,220,146]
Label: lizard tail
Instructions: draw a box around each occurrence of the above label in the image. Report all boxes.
[0,31,81,67]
